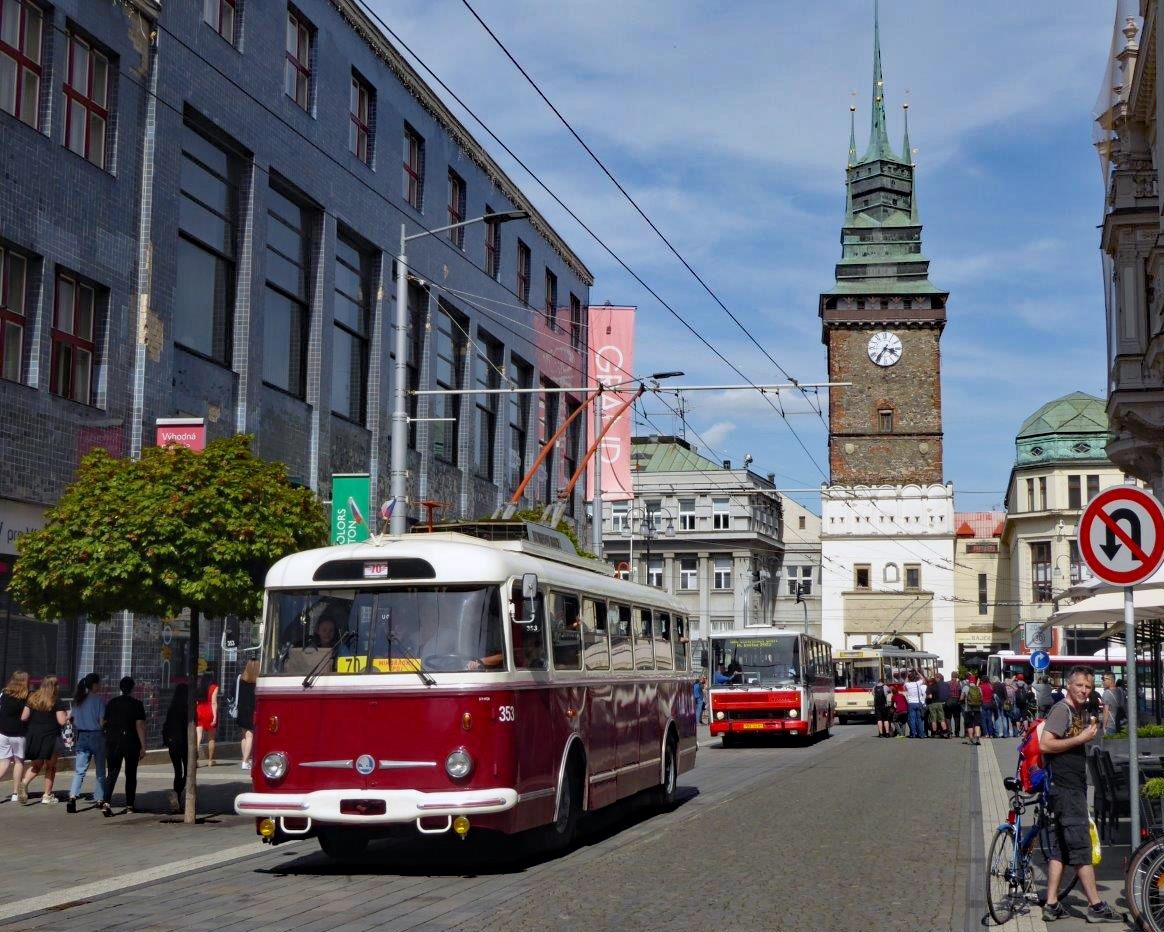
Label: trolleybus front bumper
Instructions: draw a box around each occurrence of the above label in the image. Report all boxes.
[235,787,519,825]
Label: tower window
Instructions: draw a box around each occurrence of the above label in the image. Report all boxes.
[878,408,893,433]
[854,565,870,590]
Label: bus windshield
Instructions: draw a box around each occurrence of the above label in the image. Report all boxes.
[263,586,505,677]
[712,637,799,687]
[836,659,879,689]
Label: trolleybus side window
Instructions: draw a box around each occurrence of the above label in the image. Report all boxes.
[610,602,632,671]
[511,581,548,671]
[581,597,610,671]
[549,591,582,672]
[634,608,655,671]
[654,611,673,671]
[674,616,688,671]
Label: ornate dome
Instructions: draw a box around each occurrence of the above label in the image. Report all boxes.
[1014,392,1109,468]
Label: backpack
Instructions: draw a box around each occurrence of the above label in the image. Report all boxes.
[1017,718,1048,792]
[966,683,983,709]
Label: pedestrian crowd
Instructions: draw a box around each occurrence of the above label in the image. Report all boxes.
[0,663,259,814]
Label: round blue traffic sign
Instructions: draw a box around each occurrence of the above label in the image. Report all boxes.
[1030,650,1050,672]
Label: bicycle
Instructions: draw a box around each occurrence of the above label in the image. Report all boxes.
[985,775,1079,925]
[1123,809,1164,931]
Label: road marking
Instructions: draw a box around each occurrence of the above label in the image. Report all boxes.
[0,838,294,922]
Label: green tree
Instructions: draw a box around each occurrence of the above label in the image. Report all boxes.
[10,435,327,823]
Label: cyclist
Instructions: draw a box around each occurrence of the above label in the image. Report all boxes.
[1040,665,1121,923]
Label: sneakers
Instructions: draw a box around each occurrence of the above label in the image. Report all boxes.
[1085,902,1123,923]
[40,794,58,805]
[101,802,112,818]
[1042,902,1064,922]
[240,761,250,770]
[65,797,77,813]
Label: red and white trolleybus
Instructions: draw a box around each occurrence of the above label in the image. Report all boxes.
[235,521,697,858]
[707,629,835,746]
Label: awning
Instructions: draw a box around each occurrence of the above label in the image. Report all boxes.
[1058,563,1164,602]
[1047,586,1164,628]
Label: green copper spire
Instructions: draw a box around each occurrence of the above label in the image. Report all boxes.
[861,0,897,163]
[901,101,911,165]
[848,104,858,167]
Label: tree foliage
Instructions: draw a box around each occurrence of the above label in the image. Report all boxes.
[11,435,328,622]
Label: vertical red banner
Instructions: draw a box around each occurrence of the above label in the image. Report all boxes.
[587,305,636,502]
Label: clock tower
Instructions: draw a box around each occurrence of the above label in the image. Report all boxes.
[818,2,957,674]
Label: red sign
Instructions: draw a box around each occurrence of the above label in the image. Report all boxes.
[586,305,636,502]
[155,418,206,452]
[1078,486,1164,586]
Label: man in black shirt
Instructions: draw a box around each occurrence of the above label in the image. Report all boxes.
[103,677,146,813]
[1039,666,1121,923]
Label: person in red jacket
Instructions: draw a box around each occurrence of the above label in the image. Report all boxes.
[979,676,996,738]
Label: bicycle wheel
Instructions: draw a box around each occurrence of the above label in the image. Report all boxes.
[1135,843,1164,932]
[987,828,1022,925]
[1127,837,1164,931]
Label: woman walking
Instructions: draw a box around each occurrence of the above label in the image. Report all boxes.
[0,671,29,802]
[237,661,258,770]
[195,672,218,767]
[67,673,109,814]
[162,685,189,813]
[104,677,146,812]
[20,676,68,804]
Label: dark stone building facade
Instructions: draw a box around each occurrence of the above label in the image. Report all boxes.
[0,0,592,743]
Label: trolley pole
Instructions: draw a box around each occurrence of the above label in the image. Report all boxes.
[591,388,604,559]
[1127,585,1140,849]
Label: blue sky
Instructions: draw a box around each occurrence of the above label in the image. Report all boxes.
[372,0,1117,513]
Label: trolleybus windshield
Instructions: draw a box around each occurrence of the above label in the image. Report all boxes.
[264,585,504,677]
[835,657,880,689]
[713,636,799,687]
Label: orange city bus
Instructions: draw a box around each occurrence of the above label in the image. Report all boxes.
[707,629,835,746]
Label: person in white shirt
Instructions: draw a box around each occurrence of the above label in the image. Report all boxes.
[904,670,928,739]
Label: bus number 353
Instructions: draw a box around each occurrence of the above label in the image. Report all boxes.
[498,706,516,722]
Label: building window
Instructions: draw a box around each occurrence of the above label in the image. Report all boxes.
[1069,540,1088,584]
[0,247,28,382]
[444,169,467,248]
[786,565,813,597]
[560,402,579,513]
[175,124,238,364]
[798,515,806,530]
[1031,540,1052,603]
[349,73,372,165]
[678,499,695,531]
[712,497,729,530]
[878,408,893,432]
[402,124,424,210]
[484,205,500,280]
[474,332,502,480]
[570,293,582,350]
[507,356,531,491]
[1087,474,1100,500]
[904,564,921,590]
[432,305,466,464]
[1026,477,1035,512]
[1038,477,1047,511]
[537,380,558,501]
[1068,474,1081,510]
[0,0,43,127]
[284,8,312,111]
[544,269,557,329]
[978,573,988,615]
[713,557,732,590]
[611,501,628,533]
[680,558,698,591]
[263,183,311,398]
[854,564,870,590]
[516,240,531,306]
[64,32,110,169]
[647,558,663,589]
[203,0,237,44]
[331,233,371,424]
[50,271,97,404]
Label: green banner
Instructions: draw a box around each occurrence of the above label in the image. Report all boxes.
[331,474,371,545]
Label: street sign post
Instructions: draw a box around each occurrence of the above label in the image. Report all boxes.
[1077,485,1164,850]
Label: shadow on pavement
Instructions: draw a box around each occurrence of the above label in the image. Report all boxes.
[258,785,700,878]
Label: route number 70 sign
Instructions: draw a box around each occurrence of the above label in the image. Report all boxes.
[1078,486,1164,587]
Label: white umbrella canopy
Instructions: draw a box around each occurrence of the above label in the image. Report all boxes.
[1047,586,1164,628]
[1060,563,1164,601]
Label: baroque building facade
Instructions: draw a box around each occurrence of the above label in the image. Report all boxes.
[818,8,957,671]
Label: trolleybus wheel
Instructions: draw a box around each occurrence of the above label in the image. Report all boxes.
[318,828,369,861]
[539,761,582,853]
[652,735,678,809]
[721,733,737,749]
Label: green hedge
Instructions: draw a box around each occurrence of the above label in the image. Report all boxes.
[1111,724,1164,739]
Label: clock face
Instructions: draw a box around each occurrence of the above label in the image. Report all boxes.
[867,331,903,367]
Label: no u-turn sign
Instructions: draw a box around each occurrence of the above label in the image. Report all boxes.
[1078,486,1164,586]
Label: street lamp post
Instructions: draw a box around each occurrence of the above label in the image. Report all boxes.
[389,210,527,534]
[624,504,675,586]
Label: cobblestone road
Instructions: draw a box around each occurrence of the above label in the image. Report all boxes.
[4,729,991,931]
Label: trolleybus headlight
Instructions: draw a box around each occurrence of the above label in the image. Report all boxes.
[261,751,289,781]
[788,709,799,719]
[445,748,474,780]
[715,711,725,721]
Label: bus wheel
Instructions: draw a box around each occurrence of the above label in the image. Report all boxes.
[539,760,582,853]
[721,733,737,749]
[837,714,849,726]
[652,734,678,809]
[318,828,369,860]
